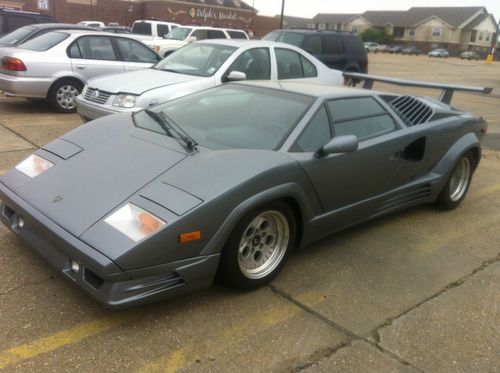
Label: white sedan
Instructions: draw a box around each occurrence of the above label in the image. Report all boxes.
[76,39,344,122]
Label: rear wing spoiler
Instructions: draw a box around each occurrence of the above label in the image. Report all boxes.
[343,72,493,105]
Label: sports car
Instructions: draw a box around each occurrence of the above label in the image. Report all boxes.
[0,81,488,308]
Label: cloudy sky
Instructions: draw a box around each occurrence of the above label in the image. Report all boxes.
[250,0,500,22]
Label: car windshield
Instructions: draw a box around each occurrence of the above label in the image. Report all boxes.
[166,27,192,40]
[153,43,236,77]
[19,31,69,51]
[263,31,305,46]
[134,84,315,151]
[0,25,36,45]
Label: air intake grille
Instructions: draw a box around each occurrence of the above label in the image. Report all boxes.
[83,87,112,105]
[390,95,434,126]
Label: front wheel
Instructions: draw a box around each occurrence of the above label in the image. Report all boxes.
[436,152,474,210]
[218,201,296,290]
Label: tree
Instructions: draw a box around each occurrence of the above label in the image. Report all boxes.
[360,27,394,44]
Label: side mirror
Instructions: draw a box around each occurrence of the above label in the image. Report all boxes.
[315,135,358,158]
[225,71,247,82]
[187,36,197,43]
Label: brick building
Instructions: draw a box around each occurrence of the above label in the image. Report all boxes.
[0,0,278,37]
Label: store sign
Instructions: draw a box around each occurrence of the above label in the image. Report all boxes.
[37,0,49,10]
[189,7,237,22]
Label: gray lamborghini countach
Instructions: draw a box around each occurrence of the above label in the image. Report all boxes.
[0,81,488,308]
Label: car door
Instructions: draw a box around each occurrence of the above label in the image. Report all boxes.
[288,97,412,216]
[221,47,272,81]
[274,47,318,82]
[68,35,125,81]
[320,34,346,70]
[113,37,159,71]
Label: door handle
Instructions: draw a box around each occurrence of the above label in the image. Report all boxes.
[76,65,86,70]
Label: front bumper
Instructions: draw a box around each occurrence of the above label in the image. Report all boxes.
[75,96,131,122]
[0,73,53,98]
[0,183,219,309]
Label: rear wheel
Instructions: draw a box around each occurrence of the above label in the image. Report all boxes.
[218,201,296,290]
[48,79,83,113]
[436,151,474,210]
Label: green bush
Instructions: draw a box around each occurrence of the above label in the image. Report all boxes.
[360,28,394,44]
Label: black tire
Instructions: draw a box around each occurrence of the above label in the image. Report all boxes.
[436,151,475,210]
[218,201,296,290]
[48,79,83,113]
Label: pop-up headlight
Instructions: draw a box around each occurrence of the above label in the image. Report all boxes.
[15,154,53,178]
[104,203,166,242]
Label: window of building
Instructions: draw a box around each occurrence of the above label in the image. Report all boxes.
[486,33,490,42]
[318,23,326,30]
[409,28,415,36]
[478,32,483,41]
[352,25,358,34]
[432,27,441,37]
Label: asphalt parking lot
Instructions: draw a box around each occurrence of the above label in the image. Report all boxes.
[0,53,499,372]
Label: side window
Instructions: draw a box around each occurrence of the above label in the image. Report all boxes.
[192,29,208,40]
[68,42,82,58]
[328,97,396,141]
[226,48,270,80]
[291,105,331,152]
[157,24,170,38]
[227,30,247,39]
[302,35,321,55]
[300,55,318,78]
[115,38,158,63]
[7,15,33,31]
[323,35,344,54]
[276,48,305,79]
[207,30,226,39]
[73,36,117,60]
[0,15,4,33]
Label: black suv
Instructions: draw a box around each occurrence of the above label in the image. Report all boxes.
[263,29,368,74]
[0,8,56,36]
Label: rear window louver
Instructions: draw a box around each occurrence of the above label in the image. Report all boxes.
[389,95,434,126]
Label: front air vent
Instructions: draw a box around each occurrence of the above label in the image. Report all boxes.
[84,87,112,105]
[390,95,434,126]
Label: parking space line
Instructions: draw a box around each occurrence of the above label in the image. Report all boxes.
[137,292,325,373]
[0,312,133,369]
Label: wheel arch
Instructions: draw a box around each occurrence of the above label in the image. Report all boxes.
[46,76,85,99]
[199,183,314,257]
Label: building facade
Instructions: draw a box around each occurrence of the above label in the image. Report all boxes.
[0,0,279,37]
[283,7,498,53]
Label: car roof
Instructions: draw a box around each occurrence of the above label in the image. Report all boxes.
[196,39,303,49]
[234,80,382,100]
[27,23,93,30]
[52,29,142,38]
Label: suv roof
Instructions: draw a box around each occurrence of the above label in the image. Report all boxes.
[263,29,368,74]
[0,8,56,35]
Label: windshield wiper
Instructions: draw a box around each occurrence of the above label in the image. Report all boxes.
[144,109,198,152]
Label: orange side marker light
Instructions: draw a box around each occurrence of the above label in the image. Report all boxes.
[179,231,202,244]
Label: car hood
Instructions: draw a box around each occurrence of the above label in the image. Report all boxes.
[86,68,203,95]
[4,114,187,238]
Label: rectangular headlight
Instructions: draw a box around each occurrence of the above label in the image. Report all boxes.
[15,154,53,178]
[104,203,166,242]
[112,94,137,108]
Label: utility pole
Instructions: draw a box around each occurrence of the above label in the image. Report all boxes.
[279,0,285,29]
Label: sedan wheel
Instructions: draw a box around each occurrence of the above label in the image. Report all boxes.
[48,79,83,113]
[436,152,474,210]
[218,201,296,290]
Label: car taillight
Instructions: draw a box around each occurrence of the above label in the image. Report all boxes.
[2,57,27,71]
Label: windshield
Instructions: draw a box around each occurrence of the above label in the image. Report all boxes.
[134,85,314,151]
[166,27,192,40]
[19,31,69,51]
[263,31,305,47]
[0,25,36,45]
[154,43,236,77]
